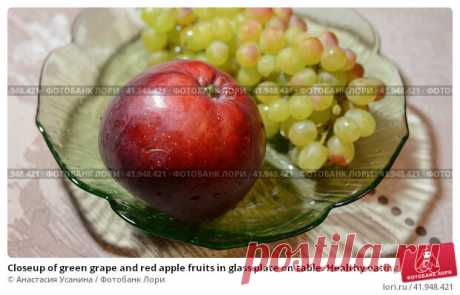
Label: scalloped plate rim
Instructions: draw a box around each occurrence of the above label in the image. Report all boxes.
[35,8,409,250]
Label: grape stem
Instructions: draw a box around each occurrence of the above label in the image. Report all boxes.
[320,130,329,145]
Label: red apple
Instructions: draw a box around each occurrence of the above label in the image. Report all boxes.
[99,60,266,222]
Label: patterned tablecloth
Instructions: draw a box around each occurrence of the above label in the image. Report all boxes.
[7,8,452,257]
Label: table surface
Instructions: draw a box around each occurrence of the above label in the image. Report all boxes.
[7,8,452,257]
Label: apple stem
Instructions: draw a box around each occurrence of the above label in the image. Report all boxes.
[204,84,218,98]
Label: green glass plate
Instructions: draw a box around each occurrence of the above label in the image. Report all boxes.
[36,8,408,249]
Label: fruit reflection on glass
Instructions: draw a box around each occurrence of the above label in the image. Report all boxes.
[100,7,387,222]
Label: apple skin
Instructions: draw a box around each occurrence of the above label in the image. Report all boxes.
[99,60,266,222]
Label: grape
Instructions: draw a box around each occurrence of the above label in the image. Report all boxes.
[345,109,376,137]
[206,41,230,66]
[289,15,307,31]
[288,120,317,146]
[273,8,293,22]
[180,24,212,51]
[218,58,239,75]
[297,142,328,171]
[246,8,273,24]
[257,54,277,77]
[317,70,347,93]
[348,100,369,112]
[226,36,238,55]
[296,36,323,65]
[266,16,288,31]
[148,50,172,66]
[366,78,386,101]
[309,108,331,125]
[215,8,242,17]
[142,29,167,51]
[276,47,306,75]
[175,8,196,26]
[194,21,214,48]
[141,8,160,27]
[321,46,348,72]
[309,84,334,111]
[180,27,197,50]
[238,19,262,43]
[332,104,342,116]
[289,68,317,89]
[280,118,297,137]
[171,45,182,55]
[346,78,377,106]
[327,136,355,166]
[231,13,248,30]
[237,67,261,86]
[267,98,290,122]
[255,81,280,104]
[259,28,286,54]
[193,8,216,20]
[168,25,183,46]
[150,8,176,33]
[342,48,357,71]
[346,63,365,82]
[288,95,314,120]
[213,18,234,42]
[333,116,360,143]
[258,104,280,137]
[318,70,347,86]
[285,27,304,45]
[236,43,260,67]
[276,72,290,86]
[319,31,339,48]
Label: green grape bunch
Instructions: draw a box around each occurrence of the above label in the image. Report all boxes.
[140,7,386,172]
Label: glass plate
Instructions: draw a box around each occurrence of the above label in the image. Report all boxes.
[36,8,408,249]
